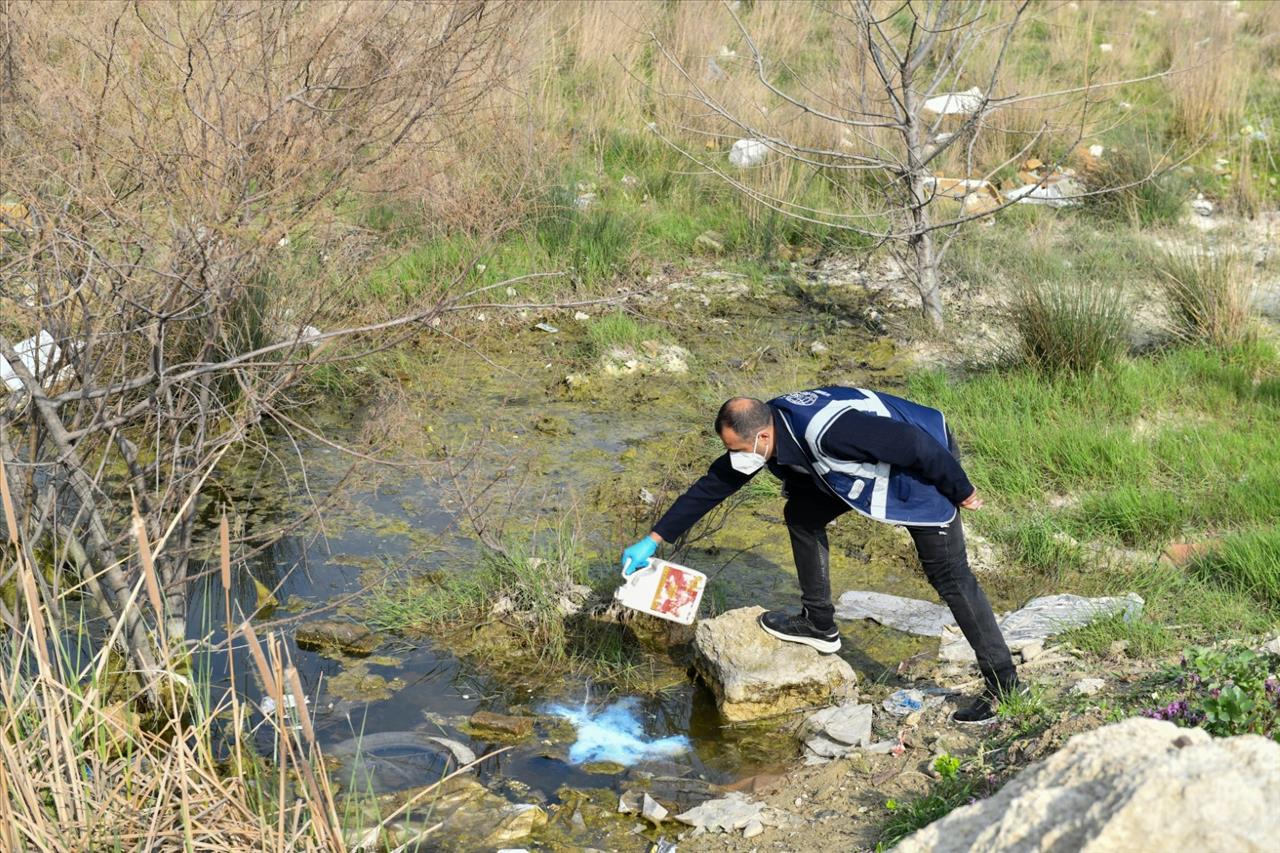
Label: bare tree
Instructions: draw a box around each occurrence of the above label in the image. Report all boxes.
[0,1,517,693]
[647,0,1170,330]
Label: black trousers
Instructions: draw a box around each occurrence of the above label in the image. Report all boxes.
[784,486,1017,692]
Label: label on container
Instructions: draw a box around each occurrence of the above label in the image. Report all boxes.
[647,563,705,623]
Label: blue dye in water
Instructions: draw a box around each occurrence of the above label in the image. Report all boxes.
[544,697,690,766]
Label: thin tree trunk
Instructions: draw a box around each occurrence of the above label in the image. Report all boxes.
[901,71,945,331]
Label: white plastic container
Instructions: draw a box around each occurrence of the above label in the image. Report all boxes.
[614,558,707,625]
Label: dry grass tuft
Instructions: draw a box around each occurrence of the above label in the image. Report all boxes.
[1157,247,1256,348]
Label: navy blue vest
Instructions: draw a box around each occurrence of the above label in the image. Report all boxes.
[770,387,957,526]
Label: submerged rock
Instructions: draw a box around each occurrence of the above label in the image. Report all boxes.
[692,606,857,722]
[482,804,547,847]
[326,663,404,703]
[626,776,715,815]
[897,718,1280,853]
[467,710,535,741]
[295,619,381,657]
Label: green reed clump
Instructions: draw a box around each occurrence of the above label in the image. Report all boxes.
[1009,281,1131,374]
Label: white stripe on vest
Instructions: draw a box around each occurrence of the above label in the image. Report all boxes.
[802,393,893,519]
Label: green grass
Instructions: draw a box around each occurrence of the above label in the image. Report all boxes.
[878,754,994,848]
[582,311,664,357]
[1188,528,1280,609]
[366,526,588,661]
[1073,486,1188,546]
[909,341,1280,649]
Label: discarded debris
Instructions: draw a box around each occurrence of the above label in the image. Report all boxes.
[728,139,768,168]
[884,689,925,717]
[1006,179,1083,208]
[0,330,70,393]
[534,322,559,334]
[675,792,785,835]
[801,701,873,762]
[838,589,1144,665]
[922,87,985,117]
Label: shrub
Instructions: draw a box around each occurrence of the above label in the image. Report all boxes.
[1156,248,1255,349]
[1009,281,1131,373]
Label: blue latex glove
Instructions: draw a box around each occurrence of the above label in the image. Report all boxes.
[621,536,658,576]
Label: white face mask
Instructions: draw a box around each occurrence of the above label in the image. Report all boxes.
[729,432,767,475]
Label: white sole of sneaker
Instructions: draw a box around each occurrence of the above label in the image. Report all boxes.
[758,617,841,654]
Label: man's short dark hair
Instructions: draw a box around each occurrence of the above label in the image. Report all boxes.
[715,397,772,438]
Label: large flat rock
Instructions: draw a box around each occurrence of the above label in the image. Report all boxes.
[692,606,856,722]
[897,717,1280,853]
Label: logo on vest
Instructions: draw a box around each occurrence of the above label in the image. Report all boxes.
[784,390,820,406]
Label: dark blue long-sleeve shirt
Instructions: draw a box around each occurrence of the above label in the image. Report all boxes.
[652,401,973,542]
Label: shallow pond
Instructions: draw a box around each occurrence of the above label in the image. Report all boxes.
[186,277,968,846]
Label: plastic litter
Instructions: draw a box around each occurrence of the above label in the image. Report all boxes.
[1,330,70,393]
[922,87,985,117]
[1007,180,1083,208]
[534,322,559,334]
[883,689,925,717]
[728,139,768,168]
[615,558,706,625]
[834,590,956,636]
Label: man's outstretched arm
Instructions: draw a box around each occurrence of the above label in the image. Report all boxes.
[651,453,754,543]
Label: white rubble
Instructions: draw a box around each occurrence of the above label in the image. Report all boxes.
[1070,677,1106,697]
[1007,177,1084,208]
[800,702,872,761]
[642,793,669,825]
[803,701,872,747]
[896,718,1280,853]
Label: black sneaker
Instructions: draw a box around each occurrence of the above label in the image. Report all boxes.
[952,695,997,725]
[757,608,841,654]
[952,678,1026,725]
